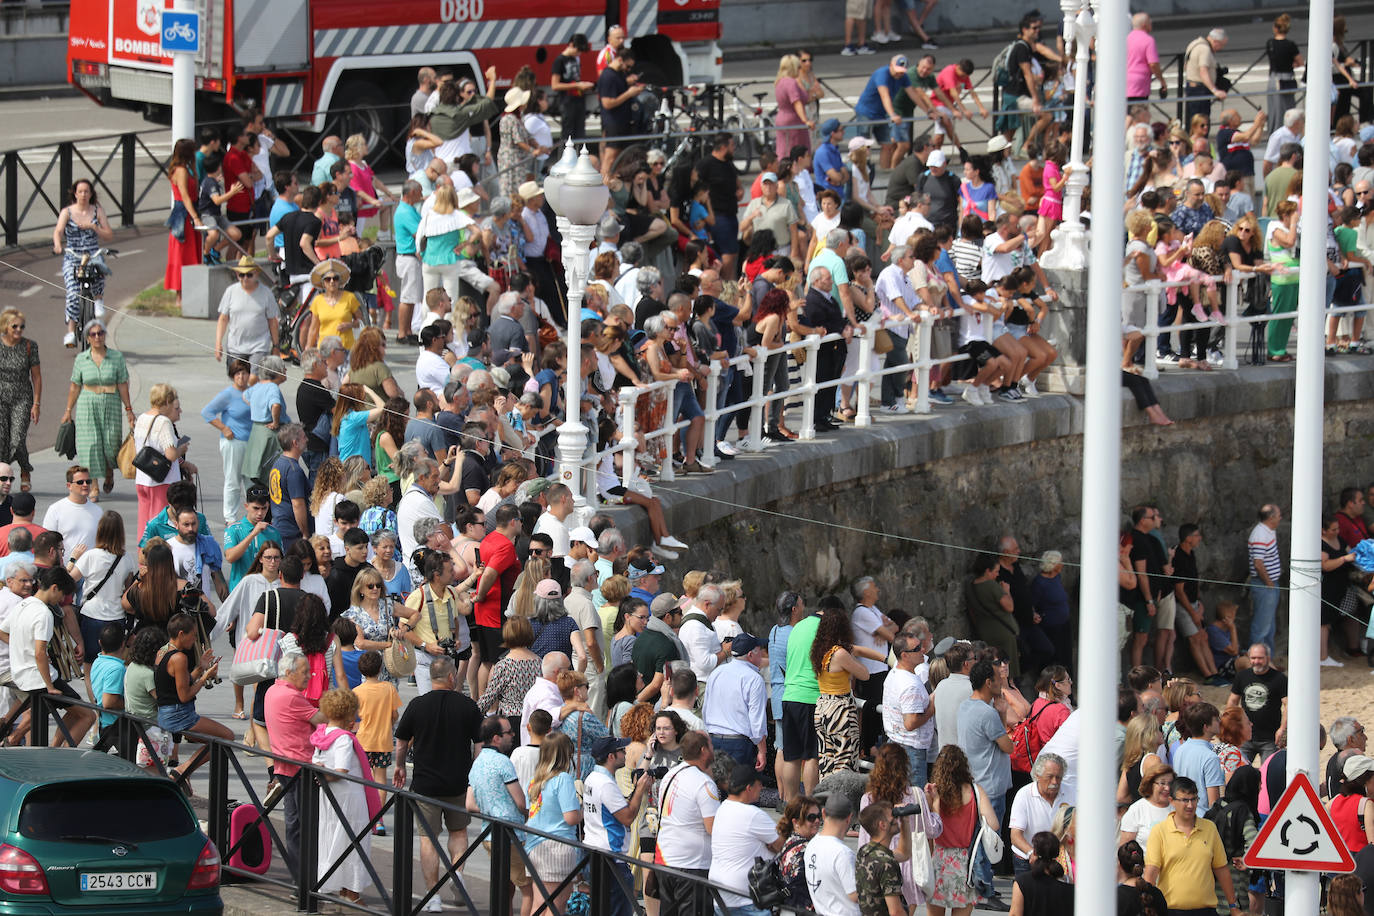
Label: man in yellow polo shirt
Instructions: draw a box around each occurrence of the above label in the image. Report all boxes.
[404,549,476,696]
[1143,776,1243,916]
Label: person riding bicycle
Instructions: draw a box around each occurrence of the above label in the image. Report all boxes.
[51,179,114,349]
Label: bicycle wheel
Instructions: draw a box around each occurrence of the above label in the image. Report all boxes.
[726,116,755,173]
[75,277,94,352]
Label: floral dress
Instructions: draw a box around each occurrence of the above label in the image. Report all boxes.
[477,653,540,718]
[70,347,128,478]
[560,709,609,782]
[343,603,397,681]
[498,112,533,198]
[0,337,38,472]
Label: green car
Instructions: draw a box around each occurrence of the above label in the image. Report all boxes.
[0,749,221,914]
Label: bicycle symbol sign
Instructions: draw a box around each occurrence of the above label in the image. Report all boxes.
[158,10,200,54]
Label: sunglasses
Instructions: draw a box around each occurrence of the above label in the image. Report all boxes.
[323,276,340,282]
[804,813,822,822]
[528,548,549,556]
[71,479,92,486]
[9,325,23,330]
[88,330,106,338]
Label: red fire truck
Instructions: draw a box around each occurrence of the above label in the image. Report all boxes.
[67,0,721,130]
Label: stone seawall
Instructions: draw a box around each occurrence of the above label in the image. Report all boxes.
[606,361,1374,641]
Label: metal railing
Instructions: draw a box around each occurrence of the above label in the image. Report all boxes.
[11,690,744,916]
[575,273,1374,507]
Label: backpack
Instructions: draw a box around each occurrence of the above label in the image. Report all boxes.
[1009,700,1053,774]
[992,39,1028,90]
[1205,799,1251,857]
[747,854,787,909]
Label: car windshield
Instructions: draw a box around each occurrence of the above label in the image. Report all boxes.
[18,782,196,843]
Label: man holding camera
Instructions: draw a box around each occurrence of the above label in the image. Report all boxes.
[583,736,654,916]
[404,550,474,695]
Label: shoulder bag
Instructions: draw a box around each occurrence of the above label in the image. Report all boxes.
[83,552,125,604]
[907,788,935,899]
[230,590,284,685]
[116,432,137,479]
[384,621,417,678]
[132,414,175,482]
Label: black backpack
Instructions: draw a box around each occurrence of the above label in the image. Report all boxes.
[1205,799,1251,857]
[747,854,786,909]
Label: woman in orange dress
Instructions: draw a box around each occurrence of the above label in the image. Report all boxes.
[164,138,202,310]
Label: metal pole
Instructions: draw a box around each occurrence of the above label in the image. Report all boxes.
[1287,0,1334,911]
[170,0,196,142]
[1075,0,1125,913]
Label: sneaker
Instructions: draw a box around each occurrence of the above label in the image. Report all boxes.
[841,44,857,56]
[717,441,738,457]
[1208,348,1224,365]
[422,898,445,913]
[1321,656,1345,667]
[62,331,76,348]
[999,388,1023,402]
[660,535,689,550]
[1210,309,1226,325]
[93,301,105,318]
[961,386,983,406]
[1020,378,1041,398]
[928,389,954,404]
[922,39,940,50]
[1157,352,1179,364]
[651,543,679,561]
[376,230,393,243]
[977,385,994,404]
[1191,302,1209,323]
[856,44,876,54]
[884,403,911,414]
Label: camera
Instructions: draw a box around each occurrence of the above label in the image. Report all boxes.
[632,766,670,781]
[892,804,921,818]
[436,635,462,661]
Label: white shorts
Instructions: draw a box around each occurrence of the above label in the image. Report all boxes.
[456,259,499,294]
[395,254,423,304]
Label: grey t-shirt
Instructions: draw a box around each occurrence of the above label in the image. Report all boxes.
[217,281,280,358]
[957,696,1012,797]
[404,416,450,461]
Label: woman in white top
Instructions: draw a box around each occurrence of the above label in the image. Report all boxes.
[132,383,195,535]
[73,509,136,685]
[712,580,746,641]
[1117,762,1175,848]
[213,541,282,731]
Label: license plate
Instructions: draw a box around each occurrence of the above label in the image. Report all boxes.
[80,871,157,892]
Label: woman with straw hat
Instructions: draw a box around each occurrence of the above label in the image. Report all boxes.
[306,258,362,351]
[498,87,542,198]
[214,256,280,368]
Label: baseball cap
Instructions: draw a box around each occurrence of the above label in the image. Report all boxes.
[822,793,853,819]
[731,634,763,656]
[932,635,957,656]
[927,149,947,168]
[535,578,562,599]
[521,477,552,499]
[848,136,876,153]
[628,556,665,580]
[819,117,841,136]
[591,735,631,760]
[568,526,597,547]
[650,593,681,617]
[891,54,909,73]
[759,171,778,183]
[489,366,512,391]
[491,346,522,366]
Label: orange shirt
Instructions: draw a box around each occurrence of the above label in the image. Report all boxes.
[354,678,402,753]
[1019,161,1045,211]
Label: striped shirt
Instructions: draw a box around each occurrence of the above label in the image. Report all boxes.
[1248,522,1281,582]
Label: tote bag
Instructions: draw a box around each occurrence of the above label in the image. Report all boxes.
[229,590,284,685]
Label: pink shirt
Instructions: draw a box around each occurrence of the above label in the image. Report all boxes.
[349,161,379,217]
[265,679,318,777]
[934,64,971,108]
[1126,29,1159,99]
[520,677,564,745]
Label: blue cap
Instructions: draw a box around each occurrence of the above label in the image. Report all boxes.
[819,117,841,136]
[731,633,763,656]
[591,736,631,760]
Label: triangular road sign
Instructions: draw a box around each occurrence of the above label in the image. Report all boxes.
[1244,772,1355,872]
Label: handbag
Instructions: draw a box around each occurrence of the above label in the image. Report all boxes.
[974,787,1004,860]
[383,635,417,678]
[872,327,894,355]
[132,414,175,482]
[54,420,76,460]
[116,432,137,479]
[229,590,284,685]
[907,789,935,899]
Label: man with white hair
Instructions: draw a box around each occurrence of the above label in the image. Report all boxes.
[1324,716,1367,798]
[1184,28,1229,123]
[518,651,588,744]
[588,213,622,270]
[1009,752,1071,876]
[397,456,444,563]
[798,265,849,431]
[1124,122,1153,191]
[632,265,665,327]
[488,292,528,362]
[567,558,605,712]
[1263,108,1304,177]
[680,583,731,680]
[1126,13,1167,102]
[613,242,644,304]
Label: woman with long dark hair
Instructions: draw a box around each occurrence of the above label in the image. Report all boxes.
[278,593,348,704]
[372,396,408,504]
[604,663,642,739]
[155,612,233,782]
[810,604,874,776]
[1116,839,1167,916]
[52,178,114,348]
[164,139,202,310]
[928,744,1000,916]
[752,287,797,441]
[123,539,180,629]
[859,743,944,910]
[1009,832,1074,916]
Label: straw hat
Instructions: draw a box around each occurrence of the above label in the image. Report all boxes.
[518,180,544,200]
[229,255,262,275]
[310,258,351,289]
[504,86,531,113]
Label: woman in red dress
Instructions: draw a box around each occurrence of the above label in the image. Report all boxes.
[164,138,202,310]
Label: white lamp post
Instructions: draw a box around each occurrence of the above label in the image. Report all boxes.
[1039,0,1096,270]
[546,146,609,519]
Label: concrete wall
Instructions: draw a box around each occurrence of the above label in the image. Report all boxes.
[606,361,1374,644]
[719,0,1296,49]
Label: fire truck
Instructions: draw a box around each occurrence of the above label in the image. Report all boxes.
[67,0,721,132]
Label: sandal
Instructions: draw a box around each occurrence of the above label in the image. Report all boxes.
[231,710,247,720]
[103,471,114,494]
[1270,353,1294,362]
[838,407,857,422]
[777,426,799,440]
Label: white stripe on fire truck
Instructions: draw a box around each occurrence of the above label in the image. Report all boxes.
[313,14,603,59]
[627,0,656,39]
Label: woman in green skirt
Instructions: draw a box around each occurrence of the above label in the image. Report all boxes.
[61,318,134,495]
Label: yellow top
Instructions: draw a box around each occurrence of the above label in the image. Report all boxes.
[816,645,851,696]
[1144,812,1226,910]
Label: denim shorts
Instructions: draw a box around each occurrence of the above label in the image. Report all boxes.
[673,381,704,421]
[157,700,200,733]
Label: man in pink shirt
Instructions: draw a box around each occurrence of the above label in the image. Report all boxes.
[1126,13,1168,101]
[265,654,326,883]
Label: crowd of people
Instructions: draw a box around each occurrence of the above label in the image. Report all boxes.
[21,12,1374,916]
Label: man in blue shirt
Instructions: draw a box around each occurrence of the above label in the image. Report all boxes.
[266,171,299,253]
[627,556,663,604]
[393,181,425,344]
[582,736,654,916]
[223,487,282,592]
[466,716,530,909]
[855,55,917,166]
[310,135,342,186]
[1172,702,1226,815]
[813,119,849,199]
[267,424,311,549]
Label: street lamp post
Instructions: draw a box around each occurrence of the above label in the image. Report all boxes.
[545,145,609,521]
[1039,0,1096,270]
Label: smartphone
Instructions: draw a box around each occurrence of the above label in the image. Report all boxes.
[474,547,482,567]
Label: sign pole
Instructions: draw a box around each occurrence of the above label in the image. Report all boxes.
[1074,0,1125,912]
[1287,0,1335,908]
[169,0,197,142]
